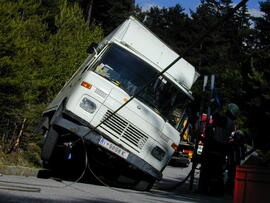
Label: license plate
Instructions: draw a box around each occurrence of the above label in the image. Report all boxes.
[99,138,129,159]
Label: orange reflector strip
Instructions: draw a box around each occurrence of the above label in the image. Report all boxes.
[123,98,129,102]
[81,81,92,89]
[171,143,178,151]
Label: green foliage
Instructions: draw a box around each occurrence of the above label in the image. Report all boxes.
[0,0,103,164]
[22,143,42,167]
[40,1,103,98]
[76,0,135,34]
[241,1,270,151]
[143,4,191,54]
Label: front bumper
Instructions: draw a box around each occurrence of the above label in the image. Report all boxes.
[53,110,162,180]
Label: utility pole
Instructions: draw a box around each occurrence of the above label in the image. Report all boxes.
[189,75,208,190]
[189,75,215,191]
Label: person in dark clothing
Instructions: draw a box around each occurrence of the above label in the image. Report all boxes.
[198,103,239,196]
[225,130,246,193]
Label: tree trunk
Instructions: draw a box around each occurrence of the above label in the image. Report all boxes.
[87,0,94,24]
[7,118,27,154]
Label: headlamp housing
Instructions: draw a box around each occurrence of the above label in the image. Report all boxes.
[80,97,97,114]
[151,146,166,161]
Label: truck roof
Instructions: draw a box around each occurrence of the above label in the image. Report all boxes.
[98,16,199,99]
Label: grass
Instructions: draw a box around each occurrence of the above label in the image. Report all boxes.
[0,146,42,168]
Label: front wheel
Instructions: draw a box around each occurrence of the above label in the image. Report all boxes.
[41,127,59,166]
[134,178,156,191]
[41,102,65,168]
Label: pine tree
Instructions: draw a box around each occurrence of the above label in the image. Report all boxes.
[142,4,190,54]
[0,0,103,162]
[244,0,270,151]
[190,0,252,106]
[77,0,136,34]
[0,0,50,151]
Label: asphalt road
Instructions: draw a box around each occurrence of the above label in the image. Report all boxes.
[0,165,232,203]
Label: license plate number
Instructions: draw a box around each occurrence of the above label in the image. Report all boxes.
[99,138,129,159]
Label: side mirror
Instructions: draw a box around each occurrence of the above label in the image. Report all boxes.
[87,42,98,54]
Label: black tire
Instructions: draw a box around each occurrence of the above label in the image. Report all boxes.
[134,178,156,191]
[41,127,59,162]
[41,102,65,166]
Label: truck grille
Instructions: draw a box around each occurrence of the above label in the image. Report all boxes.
[99,110,148,152]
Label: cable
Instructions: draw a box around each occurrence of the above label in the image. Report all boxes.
[154,164,201,191]
[67,137,110,188]
[155,163,200,191]
[59,137,127,193]
[60,138,88,188]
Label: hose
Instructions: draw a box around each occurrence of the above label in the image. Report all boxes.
[154,163,201,191]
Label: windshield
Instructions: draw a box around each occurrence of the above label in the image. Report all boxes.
[90,44,189,125]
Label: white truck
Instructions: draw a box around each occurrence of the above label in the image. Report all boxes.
[41,16,199,190]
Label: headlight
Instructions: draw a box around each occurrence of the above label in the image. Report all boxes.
[151,146,166,161]
[80,97,97,113]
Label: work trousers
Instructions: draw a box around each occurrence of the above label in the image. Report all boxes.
[198,150,226,196]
